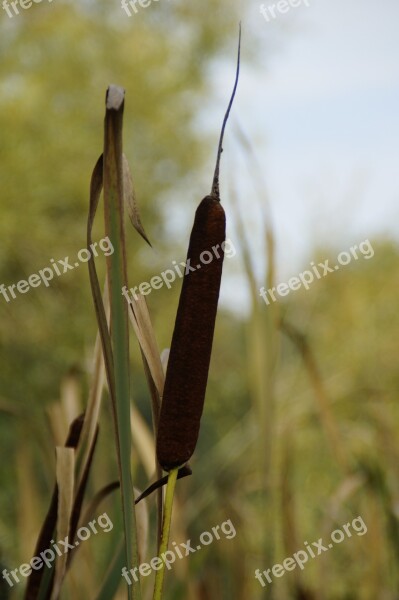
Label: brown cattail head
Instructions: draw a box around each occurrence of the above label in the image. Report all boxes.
[157,196,226,470]
[156,25,241,471]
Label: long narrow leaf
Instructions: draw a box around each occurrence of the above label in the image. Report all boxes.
[50,448,75,600]
[25,416,84,600]
[103,85,141,600]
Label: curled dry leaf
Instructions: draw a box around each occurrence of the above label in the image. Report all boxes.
[50,448,75,600]
[122,153,151,247]
[128,295,164,400]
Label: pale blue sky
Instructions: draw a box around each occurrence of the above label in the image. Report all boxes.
[207,0,399,312]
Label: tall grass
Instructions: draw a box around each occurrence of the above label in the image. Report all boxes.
[8,78,399,600]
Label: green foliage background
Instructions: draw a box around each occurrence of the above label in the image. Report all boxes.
[0,2,398,599]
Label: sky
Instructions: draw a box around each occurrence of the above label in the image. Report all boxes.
[205,0,399,313]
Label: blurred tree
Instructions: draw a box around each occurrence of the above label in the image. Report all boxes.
[0,0,244,566]
[0,0,243,402]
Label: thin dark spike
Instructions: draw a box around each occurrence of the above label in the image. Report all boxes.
[134,465,192,505]
[211,23,241,199]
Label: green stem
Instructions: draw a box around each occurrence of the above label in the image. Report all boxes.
[153,468,179,600]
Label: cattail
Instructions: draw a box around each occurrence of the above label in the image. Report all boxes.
[157,27,241,472]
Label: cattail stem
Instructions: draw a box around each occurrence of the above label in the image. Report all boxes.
[152,467,179,600]
[211,23,241,200]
